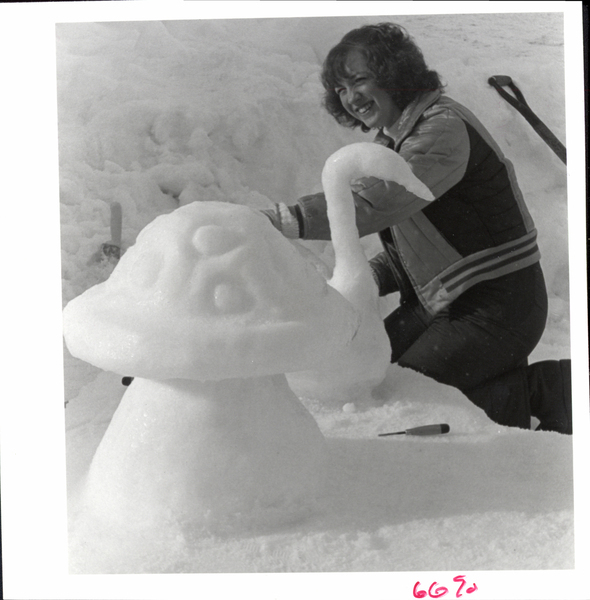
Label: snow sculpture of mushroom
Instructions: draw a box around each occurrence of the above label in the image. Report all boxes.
[287,142,435,404]
[62,201,360,534]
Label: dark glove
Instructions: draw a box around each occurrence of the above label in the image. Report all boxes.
[369,252,399,297]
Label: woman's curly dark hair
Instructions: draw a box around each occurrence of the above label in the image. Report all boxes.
[321,23,444,132]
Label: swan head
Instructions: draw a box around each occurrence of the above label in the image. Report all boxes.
[322,142,434,202]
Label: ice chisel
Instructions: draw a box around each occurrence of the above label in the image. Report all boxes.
[378,424,450,437]
[102,201,123,260]
[487,75,566,165]
[87,201,123,265]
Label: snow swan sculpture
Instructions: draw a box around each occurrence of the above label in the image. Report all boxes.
[62,202,362,535]
[287,142,435,405]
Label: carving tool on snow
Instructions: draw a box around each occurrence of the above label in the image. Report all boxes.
[102,201,123,260]
[88,201,123,264]
[487,75,566,165]
[378,424,450,437]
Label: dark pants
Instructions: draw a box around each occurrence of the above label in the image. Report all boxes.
[384,263,571,432]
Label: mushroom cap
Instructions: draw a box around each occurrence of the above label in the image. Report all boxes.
[63,201,360,381]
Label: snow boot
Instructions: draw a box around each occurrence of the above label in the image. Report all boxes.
[462,364,532,430]
[527,359,572,434]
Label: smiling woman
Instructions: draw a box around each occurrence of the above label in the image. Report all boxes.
[333,50,402,131]
[264,22,572,434]
[322,23,443,132]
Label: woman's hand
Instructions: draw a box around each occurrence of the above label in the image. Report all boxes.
[260,203,301,239]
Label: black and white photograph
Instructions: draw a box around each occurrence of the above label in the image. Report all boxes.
[1,2,588,599]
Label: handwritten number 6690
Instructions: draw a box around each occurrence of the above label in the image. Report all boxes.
[413,575,478,598]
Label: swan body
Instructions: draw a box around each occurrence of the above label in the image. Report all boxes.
[287,142,434,404]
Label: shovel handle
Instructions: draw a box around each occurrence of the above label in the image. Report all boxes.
[488,75,528,106]
[488,75,566,165]
[110,202,122,247]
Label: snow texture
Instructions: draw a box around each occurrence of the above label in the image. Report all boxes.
[2,5,588,599]
[57,10,580,576]
[57,8,573,572]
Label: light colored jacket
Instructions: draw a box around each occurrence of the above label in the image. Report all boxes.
[297,90,540,315]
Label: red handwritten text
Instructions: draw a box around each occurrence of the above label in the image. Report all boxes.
[413,575,478,598]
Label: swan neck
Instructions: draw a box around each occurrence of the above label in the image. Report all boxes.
[322,164,375,302]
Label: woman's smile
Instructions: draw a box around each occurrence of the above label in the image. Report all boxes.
[336,50,402,130]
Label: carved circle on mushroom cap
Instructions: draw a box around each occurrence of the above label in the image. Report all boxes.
[192,224,243,256]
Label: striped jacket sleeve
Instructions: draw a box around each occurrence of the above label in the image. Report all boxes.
[298,105,471,241]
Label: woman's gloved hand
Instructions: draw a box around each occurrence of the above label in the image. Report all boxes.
[261,206,281,231]
[260,203,302,239]
[369,252,399,297]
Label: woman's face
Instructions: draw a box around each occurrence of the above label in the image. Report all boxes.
[335,50,402,130]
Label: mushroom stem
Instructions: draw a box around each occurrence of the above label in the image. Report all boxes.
[82,375,327,533]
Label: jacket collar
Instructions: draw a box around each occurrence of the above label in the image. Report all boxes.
[382,89,442,147]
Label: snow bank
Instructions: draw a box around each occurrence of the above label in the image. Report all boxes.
[55,9,578,580]
[57,13,570,378]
